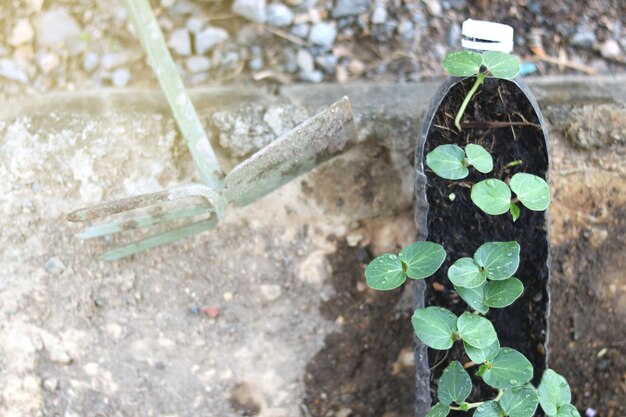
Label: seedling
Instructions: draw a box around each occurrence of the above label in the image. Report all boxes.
[442,51,521,130]
[364,85,578,415]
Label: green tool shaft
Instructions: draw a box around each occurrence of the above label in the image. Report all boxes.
[123,0,224,191]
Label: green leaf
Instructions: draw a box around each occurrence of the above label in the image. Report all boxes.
[482,51,520,79]
[471,179,512,215]
[465,144,493,173]
[426,403,450,417]
[448,257,487,289]
[473,401,504,417]
[481,348,534,389]
[399,241,446,280]
[455,283,489,314]
[426,145,469,180]
[500,384,539,417]
[443,51,484,77]
[457,312,498,349]
[538,369,572,416]
[510,173,550,211]
[510,202,521,221]
[412,307,458,350]
[484,278,524,308]
[438,361,472,406]
[555,404,581,417]
[464,338,500,364]
[365,254,406,290]
[474,241,520,281]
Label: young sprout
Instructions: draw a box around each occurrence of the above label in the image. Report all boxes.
[426,143,493,180]
[442,51,521,130]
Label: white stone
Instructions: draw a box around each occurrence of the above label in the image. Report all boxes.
[195,27,229,55]
[10,19,34,46]
[260,284,282,302]
[168,29,192,56]
[36,8,81,46]
[186,56,211,73]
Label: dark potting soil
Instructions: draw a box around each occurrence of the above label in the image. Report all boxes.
[423,77,550,411]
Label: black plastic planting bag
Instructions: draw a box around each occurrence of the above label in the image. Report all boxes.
[413,76,551,416]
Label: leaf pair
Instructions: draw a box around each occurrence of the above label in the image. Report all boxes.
[443,50,521,80]
[448,241,520,289]
[538,370,581,417]
[411,307,497,350]
[364,241,446,291]
[471,173,550,221]
[426,144,493,180]
[456,278,523,314]
[473,385,539,417]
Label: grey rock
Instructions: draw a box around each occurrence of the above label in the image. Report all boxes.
[101,51,132,70]
[232,0,267,23]
[220,51,240,70]
[45,257,66,274]
[43,378,59,392]
[315,54,336,74]
[195,27,229,54]
[397,19,415,42]
[260,284,281,302]
[36,8,81,46]
[570,31,596,48]
[168,29,192,56]
[83,53,100,72]
[186,56,211,73]
[370,5,387,25]
[332,0,369,18]
[112,68,131,87]
[266,3,294,27]
[249,56,264,71]
[186,17,206,33]
[0,59,28,83]
[296,49,315,73]
[299,70,323,83]
[309,22,337,50]
[290,23,310,39]
[10,18,34,46]
[447,21,461,47]
[600,39,621,59]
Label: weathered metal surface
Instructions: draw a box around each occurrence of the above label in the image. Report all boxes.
[223,97,357,206]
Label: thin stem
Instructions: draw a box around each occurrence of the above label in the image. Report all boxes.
[455,72,486,131]
[449,390,504,411]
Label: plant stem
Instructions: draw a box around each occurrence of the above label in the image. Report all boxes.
[449,390,504,411]
[455,72,486,131]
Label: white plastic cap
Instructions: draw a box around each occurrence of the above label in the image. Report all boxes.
[461,19,514,53]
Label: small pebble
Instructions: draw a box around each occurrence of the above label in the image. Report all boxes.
[260,284,282,302]
[10,18,34,46]
[186,56,211,73]
[219,51,240,69]
[570,31,596,49]
[332,0,369,18]
[37,52,60,74]
[585,408,597,417]
[232,0,267,23]
[101,51,132,70]
[290,23,310,39]
[45,257,66,275]
[432,282,445,292]
[296,49,314,73]
[201,306,220,318]
[370,5,387,25]
[0,59,29,83]
[300,70,324,83]
[112,68,131,87]
[309,22,337,50]
[43,378,59,392]
[168,28,192,56]
[266,3,294,27]
[186,17,205,33]
[223,292,233,301]
[600,39,621,59]
[36,7,82,46]
[195,27,229,54]
[83,52,99,72]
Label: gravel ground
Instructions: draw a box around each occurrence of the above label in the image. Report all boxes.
[1,0,625,98]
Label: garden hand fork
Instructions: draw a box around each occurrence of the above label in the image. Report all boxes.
[67,0,357,260]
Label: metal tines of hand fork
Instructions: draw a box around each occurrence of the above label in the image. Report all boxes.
[66,0,357,261]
